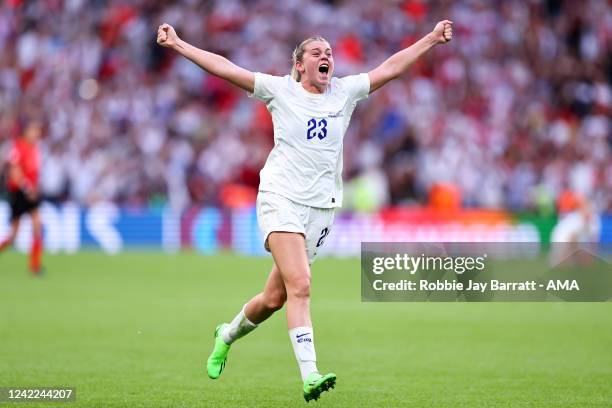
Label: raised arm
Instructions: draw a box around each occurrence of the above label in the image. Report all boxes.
[156,23,255,93]
[368,20,453,94]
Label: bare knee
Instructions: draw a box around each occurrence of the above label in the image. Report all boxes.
[263,290,286,311]
[31,214,42,236]
[287,276,311,300]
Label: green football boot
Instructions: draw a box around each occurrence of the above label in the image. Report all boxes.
[206,323,230,379]
[303,372,336,402]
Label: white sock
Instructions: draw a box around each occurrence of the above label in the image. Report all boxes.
[222,305,258,345]
[289,326,318,381]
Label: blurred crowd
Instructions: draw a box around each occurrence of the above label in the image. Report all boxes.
[0,0,610,213]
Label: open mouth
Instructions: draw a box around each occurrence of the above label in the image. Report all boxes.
[318,63,329,74]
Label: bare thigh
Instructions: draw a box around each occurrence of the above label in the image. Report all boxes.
[267,232,311,292]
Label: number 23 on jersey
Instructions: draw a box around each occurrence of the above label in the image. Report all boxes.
[306,118,328,140]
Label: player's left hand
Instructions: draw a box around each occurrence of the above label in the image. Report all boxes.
[432,20,453,44]
[157,23,179,48]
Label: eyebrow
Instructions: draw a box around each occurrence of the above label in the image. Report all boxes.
[310,47,332,53]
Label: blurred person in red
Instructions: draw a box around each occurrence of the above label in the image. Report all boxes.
[0,120,44,274]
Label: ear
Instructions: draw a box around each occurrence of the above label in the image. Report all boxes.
[296,61,306,75]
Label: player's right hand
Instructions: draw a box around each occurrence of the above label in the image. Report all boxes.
[157,23,178,48]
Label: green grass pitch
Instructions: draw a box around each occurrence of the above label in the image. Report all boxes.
[1,251,611,407]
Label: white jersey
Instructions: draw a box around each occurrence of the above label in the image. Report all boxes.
[249,73,370,208]
[551,211,601,242]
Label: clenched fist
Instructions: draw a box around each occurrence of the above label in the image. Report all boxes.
[431,20,453,44]
[157,23,179,48]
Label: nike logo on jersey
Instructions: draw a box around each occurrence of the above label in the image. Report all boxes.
[296,333,311,338]
[328,110,344,118]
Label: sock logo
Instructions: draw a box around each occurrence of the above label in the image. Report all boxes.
[296,333,312,343]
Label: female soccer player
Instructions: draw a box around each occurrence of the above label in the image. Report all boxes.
[157,20,452,401]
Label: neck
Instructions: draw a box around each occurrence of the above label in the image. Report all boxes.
[300,78,326,94]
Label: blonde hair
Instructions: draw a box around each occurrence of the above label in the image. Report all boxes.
[290,36,330,82]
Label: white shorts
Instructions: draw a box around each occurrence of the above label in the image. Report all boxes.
[256,191,335,264]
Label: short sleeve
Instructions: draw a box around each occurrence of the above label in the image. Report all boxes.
[248,73,285,103]
[338,73,370,103]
